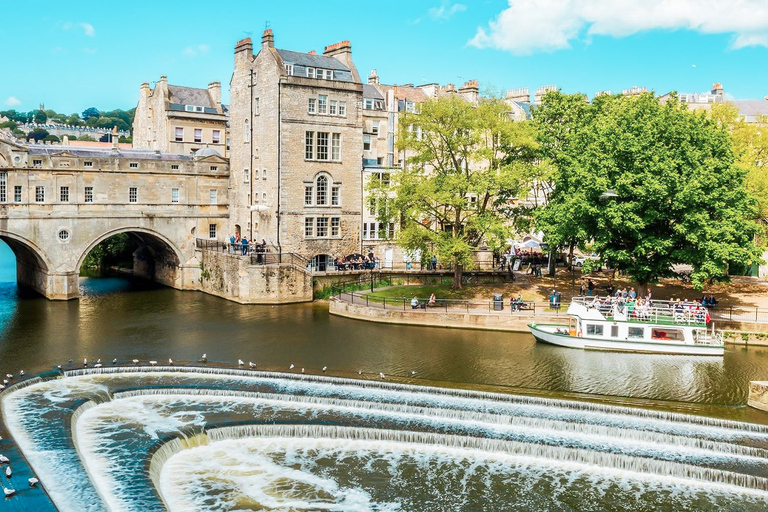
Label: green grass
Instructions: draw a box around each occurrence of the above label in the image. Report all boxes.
[363,284,475,301]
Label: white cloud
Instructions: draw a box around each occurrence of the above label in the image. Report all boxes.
[469,0,768,54]
[60,21,95,37]
[80,22,95,37]
[5,97,21,107]
[429,2,467,21]
[182,44,211,58]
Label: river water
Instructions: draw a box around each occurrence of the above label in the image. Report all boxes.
[1,242,768,510]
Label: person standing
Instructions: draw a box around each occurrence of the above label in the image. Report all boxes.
[587,279,594,296]
[241,237,249,256]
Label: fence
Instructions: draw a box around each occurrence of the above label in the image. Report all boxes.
[195,239,306,269]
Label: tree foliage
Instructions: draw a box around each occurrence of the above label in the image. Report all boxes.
[372,95,537,288]
[26,128,49,142]
[82,107,100,120]
[81,234,136,271]
[536,91,763,289]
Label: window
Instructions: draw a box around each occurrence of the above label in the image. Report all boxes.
[364,98,374,110]
[175,127,183,142]
[84,161,93,167]
[388,222,395,239]
[14,185,21,202]
[329,100,337,115]
[84,187,93,203]
[129,162,138,169]
[248,193,252,204]
[368,199,376,216]
[338,101,346,116]
[262,169,267,179]
[209,224,217,239]
[331,217,340,236]
[317,132,329,160]
[610,325,619,338]
[35,186,44,202]
[331,133,340,161]
[363,135,371,151]
[171,188,179,203]
[316,176,328,205]
[363,222,368,239]
[628,327,644,339]
[405,101,416,113]
[304,186,313,206]
[210,166,218,171]
[316,217,328,237]
[58,230,70,241]
[209,189,217,204]
[212,130,221,144]
[308,98,316,114]
[305,131,314,159]
[244,169,250,183]
[60,186,69,202]
[254,98,260,115]
[129,187,137,203]
[194,129,202,143]
[0,171,5,202]
[318,95,327,114]
[171,164,179,170]
[320,69,333,80]
[307,67,315,78]
[185,105,204,112]
[372,121,379,135]
[33,159,42,166]
[304,217,314,237]
[586,324,604,336]
[331,186,340,206]
[262,192,266,202]
[244,119,250,142]
[284,63,293,75]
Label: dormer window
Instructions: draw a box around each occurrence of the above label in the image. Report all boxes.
[184,105,205,112]
[284,63,294,75]
[364,99,374,110]
[306,67,315,78]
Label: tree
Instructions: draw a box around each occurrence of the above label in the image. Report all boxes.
[537,92,763,291]
[66,114,82,126]
[33,111,47,124]
[26,128,49,142]
[0,120,17,131]
[82,107,100,121]
[42,134,60,143]
[372,95,538,289]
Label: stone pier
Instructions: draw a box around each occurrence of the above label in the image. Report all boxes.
[748,381,768,412]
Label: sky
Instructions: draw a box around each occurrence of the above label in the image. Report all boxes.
[2,0,768,115]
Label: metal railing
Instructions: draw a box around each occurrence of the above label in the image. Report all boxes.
[195,239,306,269]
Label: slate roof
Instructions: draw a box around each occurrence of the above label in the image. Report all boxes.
[27,144,194,160]
[363,84,384,99]
[276,49,351,71]
[378,84,429,103]
[733,100,768,118]
[167,85,214,107]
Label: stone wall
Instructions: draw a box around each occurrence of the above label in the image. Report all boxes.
[198,249,312,304]
[748,381,768,412]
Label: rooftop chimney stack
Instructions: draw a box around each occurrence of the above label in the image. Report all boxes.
[262,28,274,49]
[208,81,222,112]
[368,69,379,84]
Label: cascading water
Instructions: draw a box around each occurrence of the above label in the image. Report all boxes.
[2,367,768,511]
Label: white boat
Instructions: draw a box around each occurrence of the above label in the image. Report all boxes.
[528,297,724,356]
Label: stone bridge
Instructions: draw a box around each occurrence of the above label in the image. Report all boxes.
[0,136,230,299]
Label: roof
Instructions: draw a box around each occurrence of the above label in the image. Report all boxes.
[275,49,350,71]
[167,85,214,107]
[26,144,195,161]
[363,84,384,100]
[732,100,768,118]
[378,84,429,103]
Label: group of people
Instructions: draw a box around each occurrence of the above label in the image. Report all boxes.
[585,294,712,324]
[411,293,438,309]
[334,253,378,271]
[228,234,268,258]
[509,294,526,311]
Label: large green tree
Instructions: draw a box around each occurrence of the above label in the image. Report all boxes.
[371,95,537,288]
[537,91,762,291]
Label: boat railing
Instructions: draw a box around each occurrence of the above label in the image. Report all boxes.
[571,297,708,326]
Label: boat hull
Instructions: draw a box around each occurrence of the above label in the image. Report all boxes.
[528,324,724,356]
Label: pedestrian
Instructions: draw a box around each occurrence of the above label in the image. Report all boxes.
[241,237,249,256]
[411,296,419,309]
[587,279,594,296]
[229,234,235,254]
[431,255,437,271]
[579,279,585,297]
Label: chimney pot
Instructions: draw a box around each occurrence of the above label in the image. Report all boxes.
[262,29,274,49]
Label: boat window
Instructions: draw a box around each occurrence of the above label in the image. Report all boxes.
[586,324,603,336]
[611,325,619,338]
[651,328,684,341]
[628,327,644,339]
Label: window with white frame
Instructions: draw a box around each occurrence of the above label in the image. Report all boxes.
[185,105,204,112]
[209,189,217,204]
[364,98,374,110]
[35,186,44,202]
[308,98,316,114]
[316,217,328,237]
[129,162,138,169]
[212,130,221,144]
[306,67,315,78]
[305,131,314,159]
[244,169,250,183]
[318,95,327,114]
[405,101,416,113]
[171,164,179,170]
[84,186,93,203]
[329,100,337,115]
[84,161,93,167]
[317,132,329,160]
[254,98,260,115]
[284,63,293,75]
[0,171,5,202]
[244,119,250,142]
[331,133,340,161]
[372,120,379,135]
[209,224,217,239]
[338,101,346,116]
[60,186,69,202]
[210,166,218,171]
[331,186,340,206]
[14,185,21,202]
[194,129,202,143]
[363,135,371,151]
[363,222,368,239]
[171,188,179,203]
[316,176,328,205]
[175,127,183,142]
[304,186,313,206]
[331,217,340,236]
[262,169,267,179]
[304,217,313,237]
[388,222,395,239]
[129,187,137,203]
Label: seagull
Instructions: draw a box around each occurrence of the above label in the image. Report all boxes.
[322,366,327,372]
[168,359,173,365]
[28,477,39,487]
[411,371,417,375]
[94,364,102,368]
[380,373,386,379]
[0,385,4,390]
[96,359,101,364]
[289,364,295,369]
[238,359,244,366]
[358,370,362,375]
[5,374,11,379]
[132,359,139,364]
[112,358,117,365]
[0,454,9,463]
[6,466,11,477]
[149,360,157,366]
[301,368,305,373]
[2,486,14,497]
[83,358,88,366]
[56,365,62,370]
[2,379,7,385]
[68,359,73,364]
[19,370,24,376]
[249,362,256,368]
[200,354,208,363]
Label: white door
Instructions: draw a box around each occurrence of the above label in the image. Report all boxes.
[384,248,393,269]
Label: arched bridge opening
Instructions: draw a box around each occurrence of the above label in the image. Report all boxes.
[0,233,54,298]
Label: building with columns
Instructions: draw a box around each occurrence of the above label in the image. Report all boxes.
[229,29,364,270]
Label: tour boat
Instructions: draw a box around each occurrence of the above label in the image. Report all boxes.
[528,297,724,356]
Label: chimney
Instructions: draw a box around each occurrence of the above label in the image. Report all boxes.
[506,87,530,103]
[368,69,379,84]
[208,81,222,111]
[323,39,360,83]
[535,84,557,104]
[112,126,119,150]
[62,135,69,146]
[459,79,479,103]
[308,50,316,55]
[711,82,724,96]
[234,37,253,70]
[262,29,274,49]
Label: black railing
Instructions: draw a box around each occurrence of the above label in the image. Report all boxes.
[196,239,307,269]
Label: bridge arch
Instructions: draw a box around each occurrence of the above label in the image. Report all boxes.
[0,231,55,296]
[77,227,184,289]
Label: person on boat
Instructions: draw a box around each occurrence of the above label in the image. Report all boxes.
[627,298,636,317]
[628,287,637,300]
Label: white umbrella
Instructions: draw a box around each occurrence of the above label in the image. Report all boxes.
[521,240,541,248]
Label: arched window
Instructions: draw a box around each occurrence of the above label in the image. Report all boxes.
[316,175,328,205]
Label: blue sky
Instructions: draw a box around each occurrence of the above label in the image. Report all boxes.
[2,0,768,115]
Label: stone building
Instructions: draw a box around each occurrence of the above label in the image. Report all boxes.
[229,29,363,271]
[133,76,229,156]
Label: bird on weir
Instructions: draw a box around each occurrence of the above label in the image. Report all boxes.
[238,359,244,366]
[2,486,14,497]
[322,366,327,372]
[380,373,386,379]
[249,362,256,368]
[289,364,295,369]
[0,454,9,464]
[132,359,139,364]
[200,354,207,363]
[28,477,39,487]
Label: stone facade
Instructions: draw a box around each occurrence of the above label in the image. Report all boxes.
[0,135,229,299]
[229,30,363,271]
[133,76,229,156]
